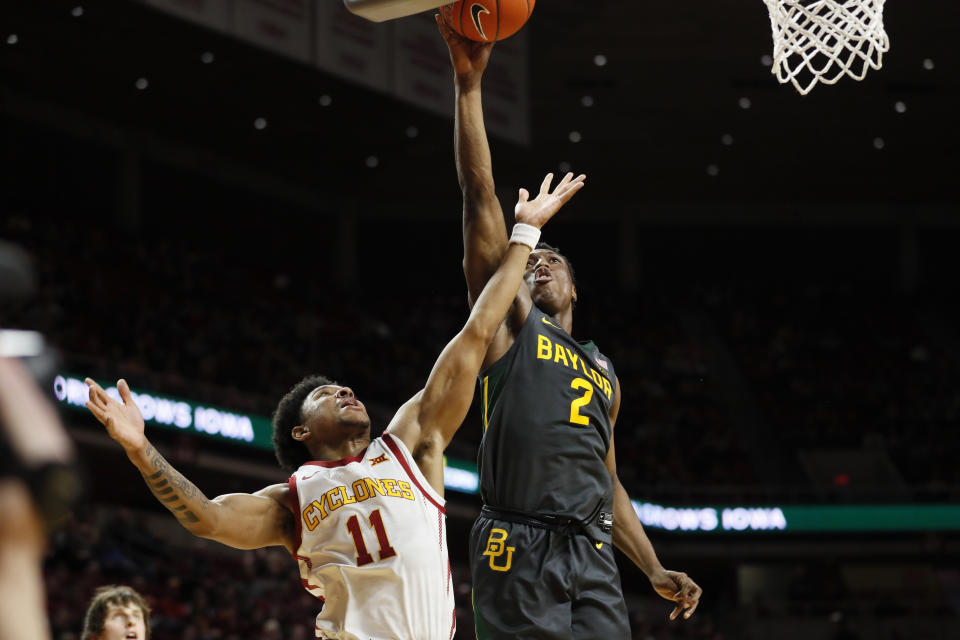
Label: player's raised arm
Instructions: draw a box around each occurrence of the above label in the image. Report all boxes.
[387,173,584,485]
[436,14,507,307]
[84,379,295,552]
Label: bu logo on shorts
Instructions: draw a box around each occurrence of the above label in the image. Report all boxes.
[482,528,515,572]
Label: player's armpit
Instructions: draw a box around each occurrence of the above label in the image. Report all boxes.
[383,392,448,495]
[382,392,426,458]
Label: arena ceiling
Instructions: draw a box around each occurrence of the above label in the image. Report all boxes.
[1,0,958,215]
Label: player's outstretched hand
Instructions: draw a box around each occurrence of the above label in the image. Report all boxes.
[84,378,147,453]
[436,13,493,85]
[514,172,586,230]
[650,568,702,621]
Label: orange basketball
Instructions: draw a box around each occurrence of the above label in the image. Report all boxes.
[441,0,535,43]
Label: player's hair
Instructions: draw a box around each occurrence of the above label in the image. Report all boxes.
[81,585,151,640]
[272,375,336,473]
[536,241,578,302]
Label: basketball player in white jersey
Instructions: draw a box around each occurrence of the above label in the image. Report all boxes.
[83,171,585,640]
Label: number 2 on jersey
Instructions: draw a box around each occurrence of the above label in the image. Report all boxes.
[346,509,397,566]
[569,377,594,426]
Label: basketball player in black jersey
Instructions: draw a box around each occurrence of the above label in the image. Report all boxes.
[439,17,702,639]
[82,173,584,640]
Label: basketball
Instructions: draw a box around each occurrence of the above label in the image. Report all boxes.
[441,0,535,43]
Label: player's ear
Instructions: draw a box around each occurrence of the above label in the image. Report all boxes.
[571,286,578,304]
[291,425,310,442]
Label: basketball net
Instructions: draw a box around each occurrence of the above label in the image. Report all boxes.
[764,0,889,95]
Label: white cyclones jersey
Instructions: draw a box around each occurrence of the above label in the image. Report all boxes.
[288,433,456,640]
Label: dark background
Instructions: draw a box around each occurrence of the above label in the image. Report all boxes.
[2,1,959,638]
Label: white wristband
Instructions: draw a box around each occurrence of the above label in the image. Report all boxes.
[510,223,541,250]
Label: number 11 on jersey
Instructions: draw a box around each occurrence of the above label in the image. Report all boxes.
[346,509,397,566]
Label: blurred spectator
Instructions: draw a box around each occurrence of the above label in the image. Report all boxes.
[81,585,150,640]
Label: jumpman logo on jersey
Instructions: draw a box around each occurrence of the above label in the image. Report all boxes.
[370,454,389,467]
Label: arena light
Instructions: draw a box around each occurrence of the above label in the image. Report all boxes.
[443,458,479,494]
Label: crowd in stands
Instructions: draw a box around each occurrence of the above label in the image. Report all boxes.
[44,508,954,639]
[5,208,960,500]
[46,509,726,640]
[2,209,754,494]
[700,283,960,496]
[6,205,959,639]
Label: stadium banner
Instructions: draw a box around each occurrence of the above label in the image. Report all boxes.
[132,0,530,143]
[633,502,960,534]
[140,0,232,32]
[55,373,959,533]
[233,0,313,63]
[316,1,393,93]
[391,11,455,119]
[476,28,531,145]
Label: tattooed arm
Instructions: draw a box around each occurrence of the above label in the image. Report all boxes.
[85,379,295,552]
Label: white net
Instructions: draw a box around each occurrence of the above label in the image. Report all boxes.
[764,0,889,95]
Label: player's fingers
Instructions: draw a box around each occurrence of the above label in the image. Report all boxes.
[85,401,107,424]
[669,604,682,621]
[556,173,586,195]
[557,174,586,193]
[539,172,554,195]
[84,377,104,396]
[682,598,700,619]
[676,573,700,600]
[672,571,689,590]
[556,179,585,203]
[517,188,529,204]
[84,379,109,409]
[118,379,134,405]
[555,171,575,189]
